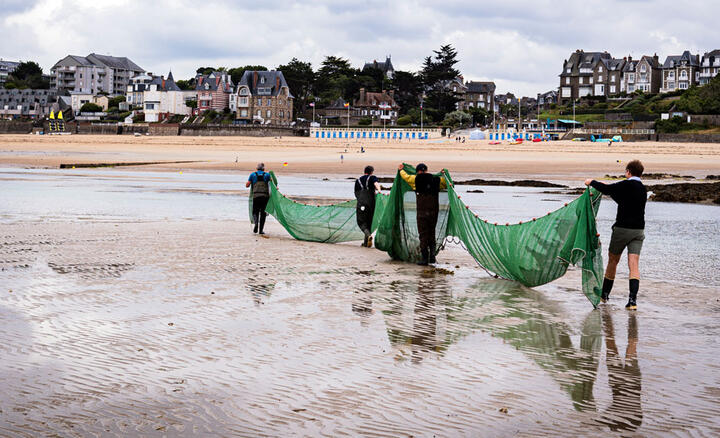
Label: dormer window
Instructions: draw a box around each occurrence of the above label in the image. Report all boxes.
[239,87,249,96]
[204,83,210,90]
[260,77,266,84]
[640,64,647,72]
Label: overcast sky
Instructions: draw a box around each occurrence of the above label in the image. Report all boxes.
[1,0,718,96]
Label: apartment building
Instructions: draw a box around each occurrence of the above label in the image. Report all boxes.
[50,53,143,94]
[0,60,20,88]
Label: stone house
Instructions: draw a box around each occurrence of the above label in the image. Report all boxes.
[592,57,625,96]
[234,70,293,125]
[699,49,720,85]
[195,71,234,114]
[461,81,496,111]
[633,55,661,93]
[537,90,558,110]
[353,88,398,124]
[661,51,700,92]
[559,50,612,103]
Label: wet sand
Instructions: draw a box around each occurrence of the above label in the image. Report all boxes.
[1,219,719,436]
[1,134,720,180]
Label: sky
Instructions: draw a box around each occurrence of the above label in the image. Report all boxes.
[1,0,718,97]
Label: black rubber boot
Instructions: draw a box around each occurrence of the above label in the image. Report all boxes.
[601,277,614,303]
[258,213,267,235]
[253,213,259,233]
[626,279,639,310]
[362,234,369,247]
[417,248,429,266]
[428,251,436,264]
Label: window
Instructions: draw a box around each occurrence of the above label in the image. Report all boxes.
[453,86,457,92]
[668,71,674,79]
[610,85,616,93]
[565,77,570,85]
[668,81,675,89]
[280,110,284,118]
[240,109,247,117]
[679,82,688,89]
[239,87,249,96]
[266,109,271,118]
[599,66,603,72]
[239,97,248,106]
[598,75,603,82]
[629,73,635,82]
[146,103,155,109]
[260,76,266,84]
[566,68,571,73]
[680,70,688,79]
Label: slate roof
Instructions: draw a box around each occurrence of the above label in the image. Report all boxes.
[662,50,700,68]
[354,90,397,108]
[149,71,181,92]
[236,70,292,97]
[363,56,394,74]
[561,50,612,75]
[465,81,496,93]
[195,71,234,92]
[86,53,144,72]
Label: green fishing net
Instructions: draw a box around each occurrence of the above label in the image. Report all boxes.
[251,166,604,306]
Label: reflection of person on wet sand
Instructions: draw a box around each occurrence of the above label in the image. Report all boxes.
[246,276,275,306]
[351,282,374,327]
[410,270,448,363]
[598,309,643,432]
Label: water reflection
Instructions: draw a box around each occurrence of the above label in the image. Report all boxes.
[246,276,275,306]
[597,309,643,431]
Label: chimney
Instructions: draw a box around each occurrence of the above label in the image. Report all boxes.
[628,55,632,62]
[276,76,280,90]
[359,88,366,103]
[253,71,258,89]
[198,76,203,86]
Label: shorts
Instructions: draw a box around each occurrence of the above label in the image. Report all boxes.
[608,226,645,255]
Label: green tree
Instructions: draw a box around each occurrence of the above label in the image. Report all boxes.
[79,102,103,112]
[195,67,216,76]
[315,56,358,104]
[675,75,720,114]
[443,110,471,127]
[391,70,422,115]
[107,95,125,110]
[228,65,268,84]
[277,58,314,119]
[5,61,49,89]
[176,79,193,90]
[185,99,197,109]
[420,44,461,120]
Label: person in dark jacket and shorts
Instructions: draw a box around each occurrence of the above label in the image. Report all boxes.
[585,160,647,310]
[399,163,447,266]
[355,165,382,248]
[246,163,272,234]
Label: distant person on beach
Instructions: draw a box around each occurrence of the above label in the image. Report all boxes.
[398,163,447,266]
[585,159,647,310]
[355,165,381,248]
[246,163,271,234]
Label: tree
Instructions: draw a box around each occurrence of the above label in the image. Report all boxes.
[79,102,103,113]
[392,70,422,115]
[107,95,125,110]
[195,67,215,76]
[277,58,314,118]
[4,61,49,89]
[443,110,471,127]
[185,99,197,109]
[420,45,461,120]
[228,65,268,84]
[176,79,193,90]
[315,56,358,104]
[675,74,720,114]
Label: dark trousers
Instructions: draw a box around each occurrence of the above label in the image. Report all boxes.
[356,204,375,236]
[252,196,269,218]
[417,210,438,253]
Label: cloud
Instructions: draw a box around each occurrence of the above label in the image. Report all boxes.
[1,0,719,96]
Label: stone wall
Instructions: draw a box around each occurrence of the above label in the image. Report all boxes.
[0,121,33,134]
[179,124,303,137]
[688,114,720,126]
[148,124,180,136]
[120,124,149,135]
[655,133,720,143]
[76,123,119,135]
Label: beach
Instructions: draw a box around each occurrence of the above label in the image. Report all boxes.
[1,135,720,436]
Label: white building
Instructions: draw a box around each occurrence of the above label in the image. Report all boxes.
[142,72,194,122]
[126,72,154,108]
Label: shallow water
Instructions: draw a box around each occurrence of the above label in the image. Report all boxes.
[2,167,718,287]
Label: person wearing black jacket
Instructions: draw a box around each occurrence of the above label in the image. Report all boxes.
[398,163,448,266]
[585,160,647,310]
[354,166,381,248]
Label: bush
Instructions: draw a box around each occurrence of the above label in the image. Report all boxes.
[655,116,705,133]
[396,115,412,126]
[442,110,472,127]
[79,102,103,113]
[358,117,372,126]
